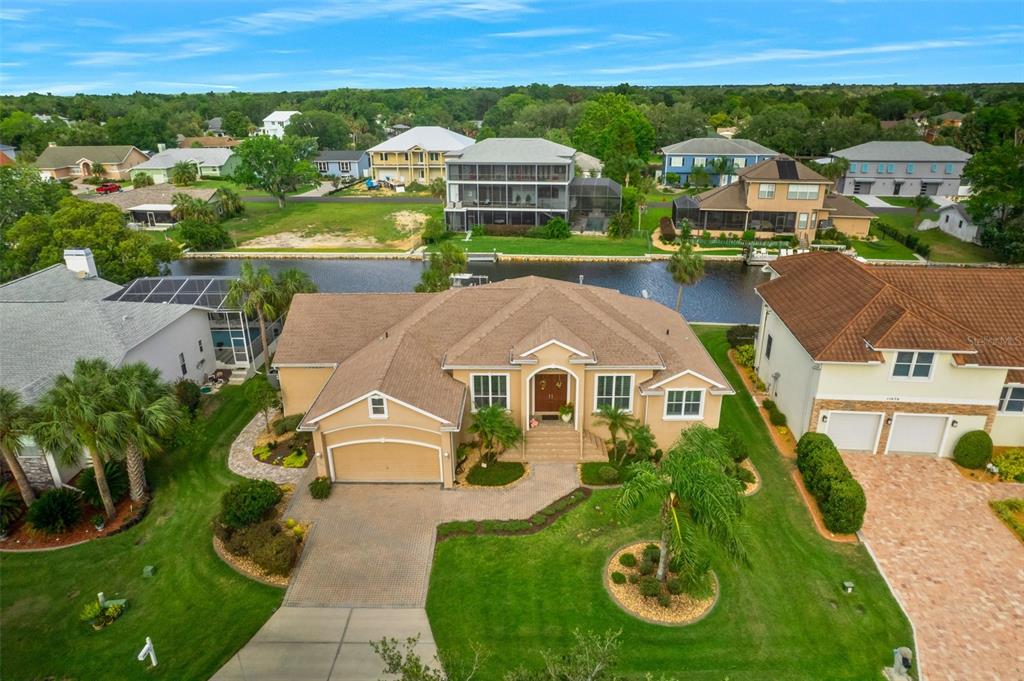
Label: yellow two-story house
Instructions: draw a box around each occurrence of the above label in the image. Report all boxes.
[367,126,474,185]
[672,156,872,242]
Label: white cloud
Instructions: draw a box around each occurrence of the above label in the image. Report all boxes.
[142,81,239,91]
[489,26,594,38]
[0,8,35,21]
[70,46,233,67]
[0,81,113,96]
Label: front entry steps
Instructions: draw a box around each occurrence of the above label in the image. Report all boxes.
[509,421,606,462]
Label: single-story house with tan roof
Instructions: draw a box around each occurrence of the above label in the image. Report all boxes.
[274,276,733,487]
[82,183,219,228]
[754,251,1024,456]
[35,144,149,181]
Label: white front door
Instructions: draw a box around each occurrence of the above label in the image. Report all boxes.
[826,412,882,453]
[887,414,948,456]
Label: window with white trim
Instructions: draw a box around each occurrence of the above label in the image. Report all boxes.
[665,389,703,418]
[596,375,633,411]
[693,157,706,167]
[368,395,387,418]
[179,352,187,376]
[891,351,934,379]
[472,374,508,410]
[999,386,1024,413]
[429,152,440,162]
[315,161,329,173]
[797,213,809,230]
[733,157,746,169]
[787,184,820,200]
[758,183,775,199]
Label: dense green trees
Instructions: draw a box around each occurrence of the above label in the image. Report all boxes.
[964,142,1024,263]
[284,110,352,149]
[232,136,319,208]
[572,94,655,185]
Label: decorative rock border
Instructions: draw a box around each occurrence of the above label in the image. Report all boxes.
[740,459,762,496]
[228,411,306,484]
[603,541,719,627]
[212,535,288,588]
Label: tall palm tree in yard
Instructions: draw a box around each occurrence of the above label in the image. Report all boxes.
[172,193,217,224]
[911,194,933,228]
[468,404,522,464]
[226,262,279,377]
[32,359,125,518]
[594,404,636,461]
[618,425,747,585]
[275,269,318,318]
[0,388,37,507]
[112,363,181,502]
[668,244,705,314]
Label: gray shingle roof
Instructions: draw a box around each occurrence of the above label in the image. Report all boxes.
[0,264,121,302]
[315,150,368,162]
[831,141,971,162]
[368,126,474,153]
[34,145,144,169]
[81,184,216,211]
[660,137,777,156]
[446,138,575,164]
[132,148,233,170]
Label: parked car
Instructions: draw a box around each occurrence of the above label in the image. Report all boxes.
[95,183,121,194]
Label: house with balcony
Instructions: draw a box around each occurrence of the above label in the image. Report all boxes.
[831,141,971,197]
[660,137,777,187]
[443,138,621,232]
[255,111,299,139]
[753,251,1023,456]
[671,156,872,241]
[35,144,149,181]
[314,150,369,180]
[368,126,474,185]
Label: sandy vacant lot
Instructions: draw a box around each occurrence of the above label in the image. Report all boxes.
[237,210,429,250]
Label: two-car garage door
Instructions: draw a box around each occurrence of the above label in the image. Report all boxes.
[826,411,950,457]
[329,441,441,483]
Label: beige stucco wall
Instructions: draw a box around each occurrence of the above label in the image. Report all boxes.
[991,413,1024,447]
[830,215,871,238]
[816,356,1007,404]
[744,181,828,213]
[279,366,335,416]
[755,304,821,437]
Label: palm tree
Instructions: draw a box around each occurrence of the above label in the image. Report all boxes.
[618,425,747,583]
[708,157,735,186]
[112,363,180,502]
[225,262,279,377]
[667,245,705,314]
[32,359,125,518]
[594,404,636,462]
[170,161,198,186]
[172,193,217,224]
[0,388,37,507]
[216,187,244,219]
[911,194,933,228]
[467,404,522,464]
[275,268,318,318]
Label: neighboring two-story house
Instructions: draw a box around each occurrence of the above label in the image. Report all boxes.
[831,141,971,197]
[314,150,369,180]
[443,138,621,232]
[367,126,474,184]
[35,144,149,181]
[255,111,299,139]
[753,251,1023,457]
[672,156,872,241]
[660,137,777,187]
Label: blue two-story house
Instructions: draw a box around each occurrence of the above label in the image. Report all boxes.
[660,137,777,187]
[314,150,370,180]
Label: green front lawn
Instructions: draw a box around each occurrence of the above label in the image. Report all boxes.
[641,206,672,233]
[193,178,317,197]
[873,212,996,263]
[850,233,918,261]
[223,201,442,248]
[0,386,282,681]
[442,234,651,257]
[879,196,938,209]
[427,327,913,679]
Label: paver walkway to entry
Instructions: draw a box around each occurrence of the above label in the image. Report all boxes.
[843,455,1024,681]
[213,463,578,680]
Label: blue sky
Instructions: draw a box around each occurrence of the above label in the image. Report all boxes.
[0,0,1021,95]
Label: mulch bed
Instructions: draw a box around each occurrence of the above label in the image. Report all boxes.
[213,535,290,588]
[1,496,147,552]
[604,541,718,626]
[436,487,591,541]
[253,429,312,468]
[740,459,761,496]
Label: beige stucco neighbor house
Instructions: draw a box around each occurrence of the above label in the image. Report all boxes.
[34,144,149,181]
[754,251,1024,457]
[274,277,733,488]
[367,126,474,184]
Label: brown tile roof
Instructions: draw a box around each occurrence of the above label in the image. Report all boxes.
[757,252,1024,368]
[177,136,242,148]
[277,276,732,426]
[738,156,830,183]
[694,182,748,211]
[823,193,875,219]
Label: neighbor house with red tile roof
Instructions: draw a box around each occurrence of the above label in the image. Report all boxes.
[753,251,1024,456]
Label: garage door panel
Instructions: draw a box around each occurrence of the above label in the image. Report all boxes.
[827,412,882,453]
[887,415,947,456]
[331,442,440,483]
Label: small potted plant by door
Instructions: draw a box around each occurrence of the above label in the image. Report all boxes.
[92,514,105,532]
[559,403,574,423]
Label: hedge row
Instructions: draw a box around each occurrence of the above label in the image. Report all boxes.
[436,488,589,540]
[871,218,931,257]
[795,433,866,534]
[762,399,788,427]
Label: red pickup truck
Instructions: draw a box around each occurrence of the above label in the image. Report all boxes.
[95,183,121,194]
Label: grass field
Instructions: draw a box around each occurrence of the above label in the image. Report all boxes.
[440,233,652,256]
[0,386,282,681]
[641,206,672,233]
[426,326,913,680]
[879,196,939,209]
[850,233,918,260]
[873,212,996,263]
[222,201,442,248]
[193,178,317,198]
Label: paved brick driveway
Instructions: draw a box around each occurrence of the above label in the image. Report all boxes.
[843,455,1024,681]
[284,462,578,607]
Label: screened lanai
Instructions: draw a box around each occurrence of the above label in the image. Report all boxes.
[104,276,283,368]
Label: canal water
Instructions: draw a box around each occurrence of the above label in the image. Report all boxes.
[169,259,769,324]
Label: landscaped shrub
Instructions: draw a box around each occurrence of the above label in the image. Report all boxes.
[251,530,298,576]
[283,449,308,468]
[720,427,748,462]
[993,448,1024,482]
[273,414,303,436]
[225,519,279,557]
[639,576,661,598]
[79,599,102,623]
[483,224,532,237]
[735,344,755,368]
[657,593,672,608]
[611,571,627,585]
[308,476,332,500]
[598,465,620,484]
[253,444,272,462]
[638,558,656,576]
[618,552,637,568]
[642,544,661,562]
[666,578,684,595]
[735,466,756,486]
[794,432,865,533]
[174,379,202,416]
[26,488,82,534]
[766,402,787,427]
[437,520,478,539]
[954,430,993,469]
[741,229,756,241]
[78,461,128,509]
[0,484,23,532]
[220,479,282,529]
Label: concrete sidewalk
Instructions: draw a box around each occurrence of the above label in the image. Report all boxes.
[212,607,436,681]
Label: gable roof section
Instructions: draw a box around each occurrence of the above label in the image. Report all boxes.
[823,193,875,218]
[0,264,121,302]
[757,252,1024,368]
[739,156,829,182]
[35,145,142,169]
[446,138,575,164]
[831,141,971,162]
[82,184,216,211]
[368,126,474,153]
[315,150,368,162]
[660,137,777,156]
[132,148,233,170]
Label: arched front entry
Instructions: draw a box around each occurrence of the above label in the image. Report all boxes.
[527,365,579,430]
